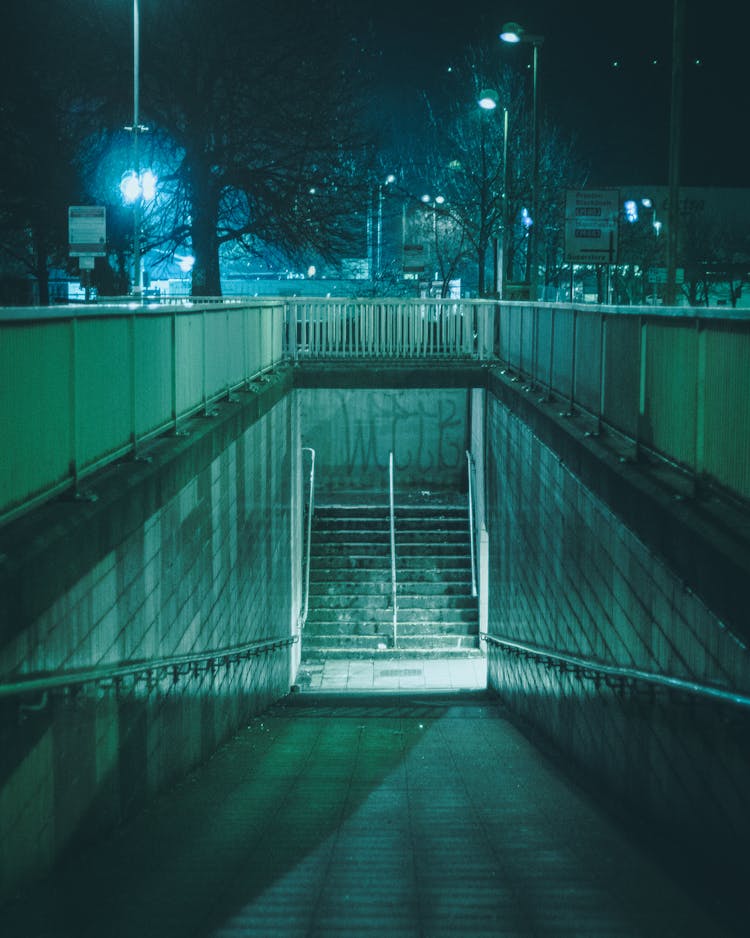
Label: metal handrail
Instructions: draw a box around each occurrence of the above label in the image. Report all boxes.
[299,446,316,628]
[0,635,298,701]
[466,450,478,598]
[389,451,398,649]
[481,632,750,710]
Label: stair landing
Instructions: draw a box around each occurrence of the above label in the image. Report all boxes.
[294,654,487,693]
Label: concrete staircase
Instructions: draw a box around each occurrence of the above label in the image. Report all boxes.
[302,503,480,660]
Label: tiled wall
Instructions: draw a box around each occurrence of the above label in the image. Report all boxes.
[300,388,470,498]
[485,394,750,908]
[0,393,297,901]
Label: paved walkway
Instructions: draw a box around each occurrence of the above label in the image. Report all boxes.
[0,687,737,938]
[295,655,487,693]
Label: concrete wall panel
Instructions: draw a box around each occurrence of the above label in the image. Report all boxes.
[0,376,297,902]
[485,390,750,914]
[300,387,470,499]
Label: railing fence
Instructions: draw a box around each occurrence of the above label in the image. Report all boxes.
[3,297,750,525]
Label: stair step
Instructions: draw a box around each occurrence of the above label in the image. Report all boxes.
[306,499,478,660]
[311,556,471,570]
[300,647,483,661]
[308,594,476,609]
[306,605,478,622]
[302,634,480,651]
[313,531,469,544]
[309,588,477,605]
[310,582,474,596]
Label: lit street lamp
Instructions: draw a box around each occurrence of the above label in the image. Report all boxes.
[501,21,544,300]
[124,0,149,295]
[376,174,396,278]
[478,90,509,298]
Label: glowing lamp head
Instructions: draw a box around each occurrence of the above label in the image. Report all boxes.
[478,89,499,110]
[120,171,141,203]
[500,22,523,43]
[624,200,638,223]
[140,170,157,202]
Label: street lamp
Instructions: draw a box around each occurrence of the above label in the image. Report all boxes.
[376,174,396,278]
[501,21,544,300]
[124,0,148,295]
[477,90,509,298]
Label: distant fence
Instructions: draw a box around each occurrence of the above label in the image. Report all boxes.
[2,297,749,524]
[0,300,284,524]
[286,298,494,360]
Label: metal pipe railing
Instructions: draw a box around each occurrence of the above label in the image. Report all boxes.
[389,451,398,649]
[0,635,297,701]
[482,632,750,709]
[299,446,316,628]
[466,450,478,598]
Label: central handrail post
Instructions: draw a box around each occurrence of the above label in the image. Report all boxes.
[300,447,316,628]
[466,450,478,598]
[389,451,398,649]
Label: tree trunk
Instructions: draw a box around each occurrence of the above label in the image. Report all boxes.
[476,245,487,297]
[189,170,222,297]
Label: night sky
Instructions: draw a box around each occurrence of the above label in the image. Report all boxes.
[362,0,750,188]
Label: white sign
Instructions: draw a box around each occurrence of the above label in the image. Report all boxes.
[69,205,106,256]
[564,190,620,264]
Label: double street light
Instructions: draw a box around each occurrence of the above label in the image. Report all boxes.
[500,21,544,300]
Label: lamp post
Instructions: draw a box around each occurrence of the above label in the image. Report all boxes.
[665,0,685,306]
[124,0,147,295]
[501,21,544,300]
[420,194,445,291]
[376,174,396,278]
[478,90,509,298]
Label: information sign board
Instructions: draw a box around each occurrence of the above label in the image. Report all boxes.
[68,206,107,256]
[564,190,619,264]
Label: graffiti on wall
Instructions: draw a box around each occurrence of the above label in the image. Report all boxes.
[302,388,469,490]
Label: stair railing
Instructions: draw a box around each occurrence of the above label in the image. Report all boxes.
[300,446,316,629]
[389,450,398,648]
[466,450,478,598]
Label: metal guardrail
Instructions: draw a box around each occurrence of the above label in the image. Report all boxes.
[299,447,316,629]
[287,298,493,361]
[0,635,298,702]
[466,450,478,598]
[482,632,750,710]
[389,451,398,649]
[5,297,750,527]
[0,300,285,526]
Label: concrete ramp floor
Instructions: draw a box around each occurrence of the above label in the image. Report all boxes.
[0,692,737,937]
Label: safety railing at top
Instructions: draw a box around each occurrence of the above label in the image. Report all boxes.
[491,301,750,504]
[0,299,285,526]
[0,634,298,705]
[5,297,750,525]
[482,632,750,710]
[287,297,750,504]
[286,297,495,361]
